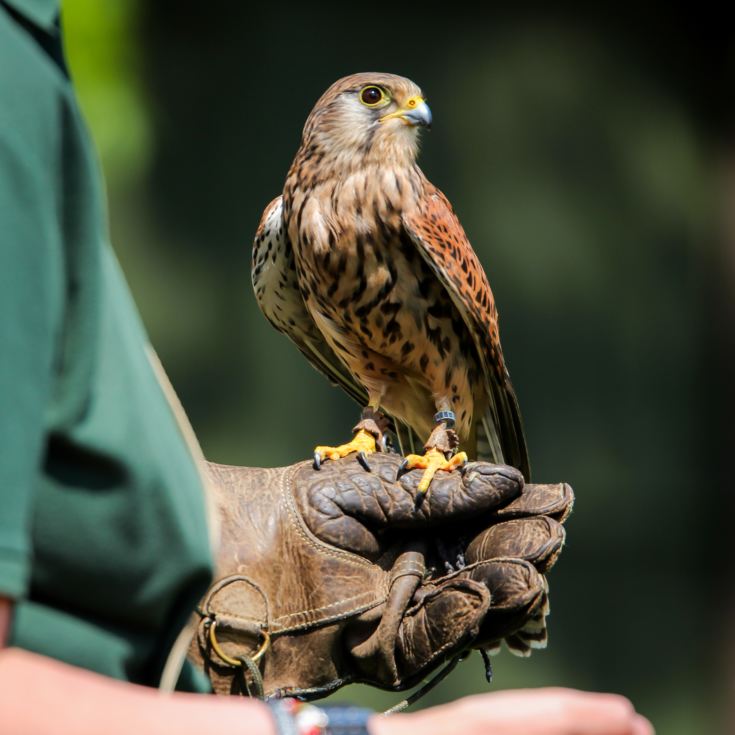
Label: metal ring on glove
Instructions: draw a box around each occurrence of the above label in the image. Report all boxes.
[208,618,271,668]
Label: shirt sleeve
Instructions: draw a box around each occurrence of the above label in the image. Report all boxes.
[0,11,64,599]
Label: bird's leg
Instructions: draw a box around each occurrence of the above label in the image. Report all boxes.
[398,411,468,506]
[313,406,389,471]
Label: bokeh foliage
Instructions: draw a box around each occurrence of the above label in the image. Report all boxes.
[62,3,732,732]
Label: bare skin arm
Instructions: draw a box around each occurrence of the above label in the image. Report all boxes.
[0,598,276,735]
[0,598,652,735]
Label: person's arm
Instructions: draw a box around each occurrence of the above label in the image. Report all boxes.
[0,644,275,735]
[1,598,652,735]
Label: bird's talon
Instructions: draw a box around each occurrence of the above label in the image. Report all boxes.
[313,452,322,470]
[313,428,377,467]
[396,457,410,479]
[400,448,469,501]
[357,451,372,472]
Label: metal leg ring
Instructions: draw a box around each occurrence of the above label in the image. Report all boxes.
[433,410,456,428]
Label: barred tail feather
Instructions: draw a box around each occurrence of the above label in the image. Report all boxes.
[476,379,531,479]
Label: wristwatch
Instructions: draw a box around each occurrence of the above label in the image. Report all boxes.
[267,698,374,735]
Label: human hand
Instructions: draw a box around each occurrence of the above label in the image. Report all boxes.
[369,688,654,735]
[190,454,572,700]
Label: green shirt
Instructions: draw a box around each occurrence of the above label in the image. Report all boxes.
[0,0,215,688]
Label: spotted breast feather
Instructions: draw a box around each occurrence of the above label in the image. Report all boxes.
[251,195,421,453]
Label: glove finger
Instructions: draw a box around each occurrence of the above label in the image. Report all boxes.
[463,558,549,654]
[465,516,566,573]
[393,578,491,685]
[294,455,524,558]
[491,482,574,523]
[408,461,524,521]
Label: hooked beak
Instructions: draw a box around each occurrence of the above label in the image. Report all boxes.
[380,96,432,129]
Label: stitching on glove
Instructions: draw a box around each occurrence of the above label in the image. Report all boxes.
[207,593,388,634]
[271,600,387,633]
[238,463,391,626]
[214,590,380,624]
[390,562,425,584]
[430,556,535,582]
[280,462,377,569]
[274,591,386,623]
[391,560,424,574]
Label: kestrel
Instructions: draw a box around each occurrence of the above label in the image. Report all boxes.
[252,72,529,500]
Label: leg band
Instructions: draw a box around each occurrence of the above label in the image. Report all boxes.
[433,410,456,428]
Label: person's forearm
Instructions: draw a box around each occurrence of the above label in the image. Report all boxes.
[0,648,276,735]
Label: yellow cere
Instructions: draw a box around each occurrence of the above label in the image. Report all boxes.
[380,96,427,125]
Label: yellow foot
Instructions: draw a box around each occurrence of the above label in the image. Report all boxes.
[399,448,469,499]
[314,429,377,470]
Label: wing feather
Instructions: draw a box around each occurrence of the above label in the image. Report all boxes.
[252,196,368,407]
[402,185,531,478]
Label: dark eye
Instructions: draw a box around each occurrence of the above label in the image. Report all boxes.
[360,86,385,106]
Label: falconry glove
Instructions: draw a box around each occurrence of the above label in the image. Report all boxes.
[190,455,573,701]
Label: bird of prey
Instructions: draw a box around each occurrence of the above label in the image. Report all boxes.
[252,72,529,500]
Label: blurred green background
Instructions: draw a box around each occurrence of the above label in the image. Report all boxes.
[62,2,733,732]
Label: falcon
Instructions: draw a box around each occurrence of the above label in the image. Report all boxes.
[252,72,529,500]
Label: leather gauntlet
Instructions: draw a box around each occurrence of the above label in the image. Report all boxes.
[189,455,572,700]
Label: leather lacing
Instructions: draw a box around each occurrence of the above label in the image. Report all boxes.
[383,650,467,714]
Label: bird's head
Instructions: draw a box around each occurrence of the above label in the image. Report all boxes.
[300,72,431,169]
